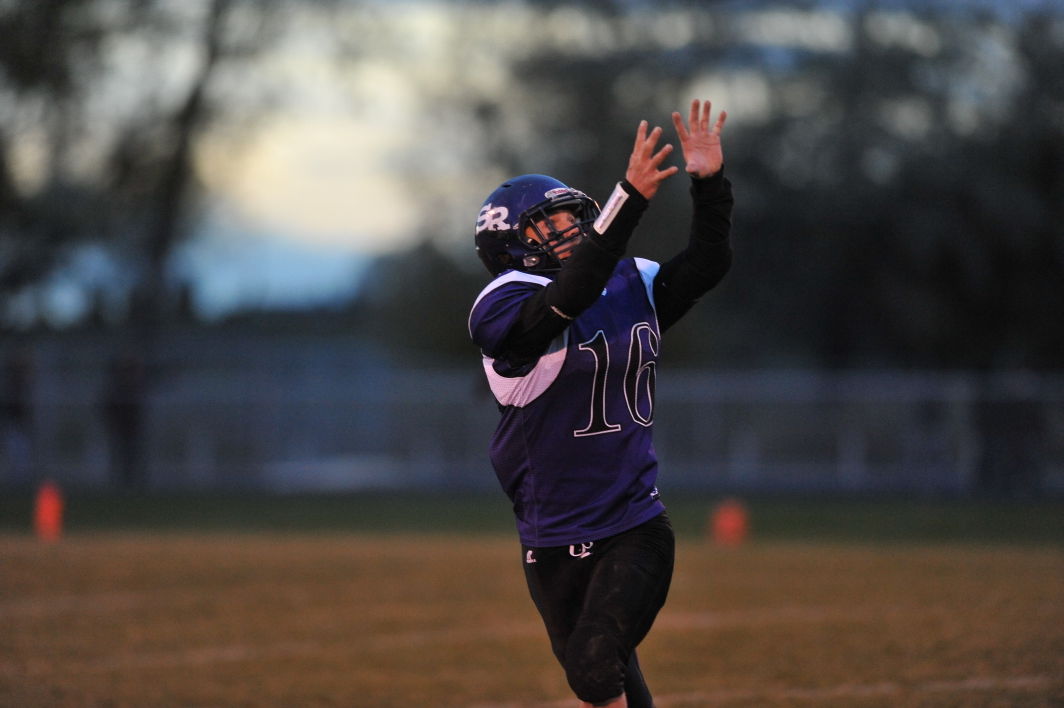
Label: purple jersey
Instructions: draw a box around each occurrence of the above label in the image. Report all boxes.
[469,257,667,547]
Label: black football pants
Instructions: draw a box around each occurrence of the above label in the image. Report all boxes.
[521,512,675,707]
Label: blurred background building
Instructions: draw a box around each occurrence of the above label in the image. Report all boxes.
[1,0,1062,497]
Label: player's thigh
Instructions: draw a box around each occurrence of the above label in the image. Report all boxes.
[584,513,675,645]
[523,544,594,661]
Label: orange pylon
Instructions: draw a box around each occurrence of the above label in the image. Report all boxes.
[710,498,749,546]
[34,480,64,542]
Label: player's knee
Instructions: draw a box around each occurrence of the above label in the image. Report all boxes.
[564,625,626,705]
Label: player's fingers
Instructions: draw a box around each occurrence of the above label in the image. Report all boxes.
[643,125,664,155]
[688,98,699,133]
[671,111,688,141]
[633,120,648,152]
[700,100,711,132]
[714,109,727,135]
[650,142,673,167]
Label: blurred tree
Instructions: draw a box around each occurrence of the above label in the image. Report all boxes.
[122,0,235,332]
[0,0,315,330]
[0,0,116,300]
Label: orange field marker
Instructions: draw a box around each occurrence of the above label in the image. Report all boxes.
[709,497,749,546]
[34,480,64,542]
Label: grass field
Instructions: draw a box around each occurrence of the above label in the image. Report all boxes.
[1,493,1062,707]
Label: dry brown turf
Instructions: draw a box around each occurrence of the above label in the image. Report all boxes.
[1,533,1062,707]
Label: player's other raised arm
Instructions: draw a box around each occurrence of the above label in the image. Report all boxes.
[654,99,734,332]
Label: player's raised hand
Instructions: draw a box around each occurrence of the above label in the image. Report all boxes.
[672,99,726,179]
[625,120,679,200]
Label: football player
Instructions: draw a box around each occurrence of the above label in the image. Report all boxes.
[468,99,732,708]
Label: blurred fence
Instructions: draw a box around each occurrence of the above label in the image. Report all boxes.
[2,331,1062,497]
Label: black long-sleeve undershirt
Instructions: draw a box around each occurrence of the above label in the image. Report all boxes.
[654,169,734,330]
[499,171,733,364]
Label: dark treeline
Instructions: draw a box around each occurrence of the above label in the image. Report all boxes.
[366,2,1064,370]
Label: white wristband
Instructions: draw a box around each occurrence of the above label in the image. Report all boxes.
[593,183,629,235]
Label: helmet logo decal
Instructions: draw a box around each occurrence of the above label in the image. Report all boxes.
[477,204,510,232]
[544,187,571,199]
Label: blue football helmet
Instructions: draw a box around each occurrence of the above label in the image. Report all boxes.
[474,174,600,276]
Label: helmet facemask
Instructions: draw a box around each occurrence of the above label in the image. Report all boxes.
[516,196,599,272]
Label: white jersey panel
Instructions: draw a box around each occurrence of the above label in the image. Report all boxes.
[633,257,659,309]
[483,331,568,407]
